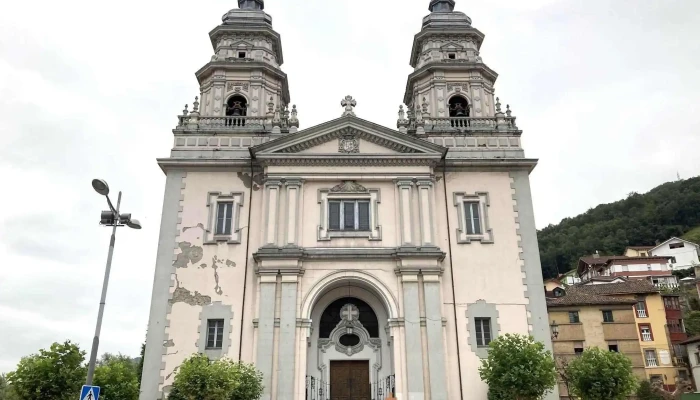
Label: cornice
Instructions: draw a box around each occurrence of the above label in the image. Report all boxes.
[255,155,442,167]
[403,63,499,105]
[208,24,284,65]
[253,246,446,262]
[195,61,290,104]
[443,158,538,172]
[409,26,486,67]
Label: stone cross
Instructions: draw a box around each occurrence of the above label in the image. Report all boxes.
[341,95,357,117]
[340,304,359,321]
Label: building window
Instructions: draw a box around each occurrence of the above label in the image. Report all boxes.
[238,51,246,59]
[215,202,234,235]
[646,350,659,367]
[679,370,689,381]
[602,310,614,323]
[569,311,580,324]
[636,301,648,318]
[464,202,482,235]
[608,343,619,352]
[574,341,584,356]
[207,319,225,350]
[640,325,653,342]
[448,53,456,59]
[328,200,370,231]
[650,374,663,384]
[475,318,492,347]
[668,319,684,333]
[671,256,677,263]
[670,243,685,249]
[664,297,681,310]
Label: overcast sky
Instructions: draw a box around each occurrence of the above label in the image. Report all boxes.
[1,0,699,372]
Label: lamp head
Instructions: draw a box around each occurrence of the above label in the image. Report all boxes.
[126,219,142,230]
[92,179,110,196]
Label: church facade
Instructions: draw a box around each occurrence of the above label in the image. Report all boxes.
[139,0,556,399]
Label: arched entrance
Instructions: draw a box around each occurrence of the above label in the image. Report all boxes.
[305,282,396,400]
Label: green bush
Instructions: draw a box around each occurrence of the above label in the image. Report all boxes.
[168,354,263,400]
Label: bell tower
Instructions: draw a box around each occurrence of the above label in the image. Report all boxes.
[178,0,298,135]
[400,0,519,138]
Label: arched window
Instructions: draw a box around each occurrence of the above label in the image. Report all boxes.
[226,95,248,117]
[448,96,470,118]
[319,297,379,338]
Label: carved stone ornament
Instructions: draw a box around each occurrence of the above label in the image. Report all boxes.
[317,304,381,357]
[338,132,359,153]
[330,181,368,193]
[226,82,249,92]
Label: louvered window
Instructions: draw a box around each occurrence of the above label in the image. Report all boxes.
[328,200,370,231]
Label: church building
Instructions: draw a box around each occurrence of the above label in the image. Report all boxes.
[140,0,556,399]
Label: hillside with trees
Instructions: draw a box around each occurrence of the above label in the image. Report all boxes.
[538,176,700,279]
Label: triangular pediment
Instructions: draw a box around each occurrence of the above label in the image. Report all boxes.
[440,42,465,51]
[251,116,446,166]
[230,40,254,48]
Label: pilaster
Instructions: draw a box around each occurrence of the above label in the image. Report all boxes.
[422,274,448,400]
[283,180,303,247]
[276,274,299,400]
[416,180,436,246]
[256,274,277,400]
[396,180,415,246]
[401,274,425,400]
[263,180,282,247]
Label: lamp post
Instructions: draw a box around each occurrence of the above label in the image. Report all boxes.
[85,179,142,385]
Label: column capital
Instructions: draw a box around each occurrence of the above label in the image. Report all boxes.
[416,179,434,187]
[264,179,283,188]
[395,179,415,187]
[283,179,304,187]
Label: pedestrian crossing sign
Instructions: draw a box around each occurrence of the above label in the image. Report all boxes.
[80,385,100,400]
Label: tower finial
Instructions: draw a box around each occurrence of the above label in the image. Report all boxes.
[238,0,264,10]
[429,0,455,12]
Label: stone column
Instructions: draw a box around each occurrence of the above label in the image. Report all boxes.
[401,274,425,400]
[256,275,277,400]
[396,180,415,246]
[284,180,302,247]
[423,274,447,399]
[263,180,282,247]
[276,274,299,400]
[416,180,436,246]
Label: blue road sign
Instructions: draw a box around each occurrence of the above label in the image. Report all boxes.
[80,385,100,400]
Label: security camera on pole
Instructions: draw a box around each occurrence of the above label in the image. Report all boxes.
[82,179,142,397]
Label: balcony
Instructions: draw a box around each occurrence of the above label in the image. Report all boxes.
[646,356,658,367]
[428,116,519,132]
[641,331,653,341]
[636,309,648,318]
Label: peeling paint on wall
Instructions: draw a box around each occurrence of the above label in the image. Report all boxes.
[237,171,263,191]
[164,339,175,347]
[170,286,212,306]
[211,255,236,295]
[182,223,205,233]
[173,242,204,268]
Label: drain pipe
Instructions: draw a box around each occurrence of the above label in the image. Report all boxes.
[441,154,464,400]
[238,154,255,360]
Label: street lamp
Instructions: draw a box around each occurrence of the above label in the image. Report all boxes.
[85,179,141,386]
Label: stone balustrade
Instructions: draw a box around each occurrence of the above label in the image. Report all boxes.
[426,116,519,133]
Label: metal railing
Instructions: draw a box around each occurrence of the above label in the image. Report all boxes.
[305,375,396,400]
[646,356,658,367]
[641,331,653,341]
[636,309,648,318]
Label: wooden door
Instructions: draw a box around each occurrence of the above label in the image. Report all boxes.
[330,360,370,400]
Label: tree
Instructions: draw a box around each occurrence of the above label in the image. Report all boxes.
[168,354,263,400]
[93,354,139,400]
[0,373,19,400]
[478,334,557,400]
[684,311,700,336]
[136,341,145,385]
[6,341,86,400]
[565,347,637,400]
[636,380,663,400]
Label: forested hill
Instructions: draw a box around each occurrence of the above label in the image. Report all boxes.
[538,176,700,280]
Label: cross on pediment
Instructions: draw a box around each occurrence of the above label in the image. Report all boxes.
[340,304,359,321]
[341,95,357,117]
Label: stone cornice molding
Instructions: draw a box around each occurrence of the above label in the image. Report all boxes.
[443,158,538,172]
[253,246,445,262]
[410,27,486,67]
[208,24,284,65]
[195,61,290,104]
[404,63,499,105]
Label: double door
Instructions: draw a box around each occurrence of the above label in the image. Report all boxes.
[330,360,370,400]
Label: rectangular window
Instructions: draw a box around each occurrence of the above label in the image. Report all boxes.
[602,310,614,323]
[238,52,246,59]
[664,297,680,309]
[569,311,580,323]
[646,350,658,367]
[574,341,584,356]
[207,319,224,349]
[636,301,648,318]
[328,200,371,231]
[668,319,685,333]
[475,318,492,347]
[215,202,234,235]
[679,370,689,381]
[670,243,685,249]
[464,202,482,235]
[608,344,619,352]
[640,325,653,342]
